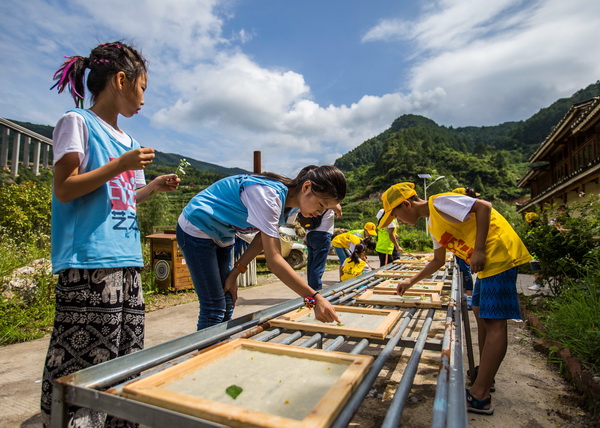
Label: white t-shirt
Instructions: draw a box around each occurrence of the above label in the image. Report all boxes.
[178,184,288,246]
[307,209,335,235]
[53,110,146,187]
[429,195,476,249]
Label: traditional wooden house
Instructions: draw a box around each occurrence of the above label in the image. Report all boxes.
[517,96,600,213]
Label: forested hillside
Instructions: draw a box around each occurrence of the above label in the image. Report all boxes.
[8,80,600,203]
[335,81,600,201]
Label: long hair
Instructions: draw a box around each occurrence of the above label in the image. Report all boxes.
[259,165,347,202]
[51,41,147,108]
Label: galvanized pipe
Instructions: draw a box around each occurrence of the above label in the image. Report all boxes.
[381,309,435,428]
[330,308,418,428]
[251,328,282,342]
[299,333,322,348]
[324,336,346,351]
[447,267,468,428]
[350,339,370,354]
[276,330,303,345]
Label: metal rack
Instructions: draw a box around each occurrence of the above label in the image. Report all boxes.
[51,260,469,428]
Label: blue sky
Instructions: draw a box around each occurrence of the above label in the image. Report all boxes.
[1,0,599,175]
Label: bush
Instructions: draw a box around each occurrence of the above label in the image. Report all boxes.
[536,248,600,373]
[0,181,51,239]
[522,196,599,295]
[396,226,433,252]
[0,231,54,345]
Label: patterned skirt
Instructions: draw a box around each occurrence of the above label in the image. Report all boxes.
[41,267,144,428]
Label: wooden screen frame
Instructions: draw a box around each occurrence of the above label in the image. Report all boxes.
[269,305,402,340]
[122,339,372,428]
[356,289,442,308]
[375,268,444,279]
[373,279,443,293]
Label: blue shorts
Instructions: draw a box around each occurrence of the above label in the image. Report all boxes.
[472,267,521,319]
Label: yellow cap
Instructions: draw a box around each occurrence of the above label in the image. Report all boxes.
[453,187,467,195]
[378,182,416,228]
[364,222,377,236]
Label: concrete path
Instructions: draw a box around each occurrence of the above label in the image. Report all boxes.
[0,265,559,427]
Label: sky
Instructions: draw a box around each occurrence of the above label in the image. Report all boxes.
[1,0,599,175]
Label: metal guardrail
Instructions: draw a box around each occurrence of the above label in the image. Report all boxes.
[51,260,469,428]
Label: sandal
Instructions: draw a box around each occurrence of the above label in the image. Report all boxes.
[466,388,494,415]
[467,365,496,392]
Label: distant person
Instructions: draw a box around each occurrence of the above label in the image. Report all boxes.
[375,209,403,267]
[298,204,343,292]
[377,182,531,416]
[349,222,378,240]
[41,41,180,427]
[452,187,480,308]
[177,165,345,330]
[340,243,373,281]
[331,232,376,264]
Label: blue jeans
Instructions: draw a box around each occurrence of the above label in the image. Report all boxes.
[176,224,234,330]
[306,231,332,291]
[334,246,350,264]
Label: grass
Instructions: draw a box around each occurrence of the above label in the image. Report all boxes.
[531,251,600,374]
[0,233,55,345]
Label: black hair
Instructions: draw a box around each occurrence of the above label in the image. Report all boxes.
[51,41,147,107]
[361,237,376,251]
[464,187,478,198]
[259,165,347,202]
[350,243,367,264]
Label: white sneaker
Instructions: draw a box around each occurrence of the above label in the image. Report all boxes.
[528,284,542,291]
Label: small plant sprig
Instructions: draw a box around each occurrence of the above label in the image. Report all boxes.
[175,158,191,177]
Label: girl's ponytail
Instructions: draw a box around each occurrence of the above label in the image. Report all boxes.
[350,243,366,264]
[50,56,89,108]
[51,41,147,107]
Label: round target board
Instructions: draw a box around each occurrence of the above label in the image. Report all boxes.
[154,260,170,281]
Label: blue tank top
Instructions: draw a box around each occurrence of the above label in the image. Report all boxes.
[51,109,143,273]
[182,175,290,242]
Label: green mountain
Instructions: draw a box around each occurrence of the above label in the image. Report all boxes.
[7,120,248,176]
[335,81,600,201]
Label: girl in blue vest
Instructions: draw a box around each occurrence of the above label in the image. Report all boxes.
[177,165,346,330]
[41,41,179,427]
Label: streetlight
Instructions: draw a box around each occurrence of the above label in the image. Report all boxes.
[418,174,445,235]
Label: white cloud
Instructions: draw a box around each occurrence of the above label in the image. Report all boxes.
[152,49,447,172]
[2,0,599,175]
[362,0,600,126]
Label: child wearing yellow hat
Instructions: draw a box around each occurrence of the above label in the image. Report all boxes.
[378,182,531,416]
[348,222,378,240]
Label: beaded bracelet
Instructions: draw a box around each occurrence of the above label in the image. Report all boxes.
[303,291,319,309]
[303,296,316,309]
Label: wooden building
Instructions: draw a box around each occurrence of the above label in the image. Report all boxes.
[517,96,600,213]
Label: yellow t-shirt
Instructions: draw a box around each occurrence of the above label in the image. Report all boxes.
[428,194,532,278]
[331,232,362,249]
[341,258,368,281]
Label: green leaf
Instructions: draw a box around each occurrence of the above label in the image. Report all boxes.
[226,384,243,399]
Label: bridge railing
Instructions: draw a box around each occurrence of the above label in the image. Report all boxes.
[0,118,53,177]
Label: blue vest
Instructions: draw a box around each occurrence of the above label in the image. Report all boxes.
[51,109,143,273]
[182,175,291,242]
